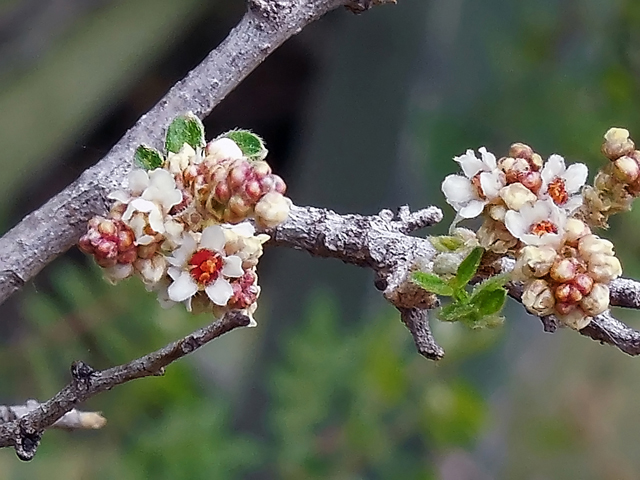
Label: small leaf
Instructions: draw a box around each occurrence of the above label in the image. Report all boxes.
[134,145,164,170]
[165,113,205,153]
[470,288,507,316]
[223,130,267,160]
[430,235,464,252]
[439,302,477,323]
[471,273,511,296]
[413,272,454,296]
[450,247,484,290]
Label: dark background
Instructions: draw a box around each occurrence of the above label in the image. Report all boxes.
[1,1,640,478]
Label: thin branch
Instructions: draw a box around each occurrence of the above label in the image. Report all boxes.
[397,308,445,360]
[0,0,395,306]
[0,311,249,460]
[0,401,106,430]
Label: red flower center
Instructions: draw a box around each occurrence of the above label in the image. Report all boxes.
[547,177,568,205]
[530,220,558,236]
[470,173,486,199]
[189,249,223,286]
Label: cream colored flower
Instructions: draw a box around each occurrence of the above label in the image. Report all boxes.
[441,148,505,219]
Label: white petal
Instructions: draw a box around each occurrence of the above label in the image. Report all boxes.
[148,207,165,233]
[128,169,150,194]
[164,189,183,209]
[168,272,198,302]
[478,147,497,169]
[222,255,244,277]
[129,197,156,213]
[136,235,156,246]
[205,278,234,306]
[168,266,182,280]
[541,154,565,184]
[168,235,197,266]
[454,150,484,178]
[563,163,588,193]
[458,200,485,219]
[148,169,176,191]
[563,196,583,213]
[201,226,226,252]
[104,263,133,283]
[225,222,255,237]
[504,210,528,238]
[479,171,503,199]
[108,190,130,203]
[442,175,476,204]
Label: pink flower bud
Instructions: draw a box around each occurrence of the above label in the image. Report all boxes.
[555,283,582,304]
[550,258,578,283]
[602,127,635,160]
[522,279,555,316]
[613,156,640,183]
[573,273,594,296]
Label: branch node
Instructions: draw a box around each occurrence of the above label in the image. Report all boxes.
[71,361,96,389]
[15,427,41,462]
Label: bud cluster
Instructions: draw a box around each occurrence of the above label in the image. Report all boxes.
[169,140,291,228]
[581,128,640,227]
[79,126,290,326]
[441,132,626,330]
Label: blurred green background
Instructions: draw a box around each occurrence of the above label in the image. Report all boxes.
[2,0,640,478]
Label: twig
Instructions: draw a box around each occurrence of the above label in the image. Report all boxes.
[0,311,249,460]
[0,401,106,430]
[0,0,396,306]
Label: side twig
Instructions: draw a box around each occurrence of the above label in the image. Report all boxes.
[0,311,249,460]
[0,401,105,430]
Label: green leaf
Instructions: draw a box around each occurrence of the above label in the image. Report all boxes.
[134,145,164,170]
[165,112,205,153]
[430,235,464,252]
[470,288,507,317]
[439,302,477,323]
[223,130,267,160]
[450,247,484,290]
[413,272,454,296]
[471,273,511,296]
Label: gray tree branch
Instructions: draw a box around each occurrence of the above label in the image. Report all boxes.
[0,401,106,430]
[0,0,391,305]
[0,311,249,460]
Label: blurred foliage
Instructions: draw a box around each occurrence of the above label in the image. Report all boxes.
[5,0,640,478]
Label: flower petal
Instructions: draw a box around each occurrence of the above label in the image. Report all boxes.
[168,272,198,302]
[504,210,529,239]
[201,225,226,252]
[442,175,476,204]
[454,150,484,178]
[205,278,233,306]
[222,255,244,277]
[107,190,130,203]
[225,222,255,237]
[478,147,497,169]
[148,207,165,233]
[458,200,485,219]
[563,163,588,193]
[479,171,504,199]
[128,169,150,194]
[541,154,565,184]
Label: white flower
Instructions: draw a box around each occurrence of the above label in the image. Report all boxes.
[441,147,505,219]
[540,154,588,213]
[166,226,244,310]
[109,168,183,246]
[254,192,291,228]
[504,199,567,248]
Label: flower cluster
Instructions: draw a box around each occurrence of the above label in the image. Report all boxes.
[79,120,289,326]
[441,138,624,330]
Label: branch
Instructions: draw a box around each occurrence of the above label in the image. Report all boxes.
[0,311,249,460]
[0,0,394,306]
